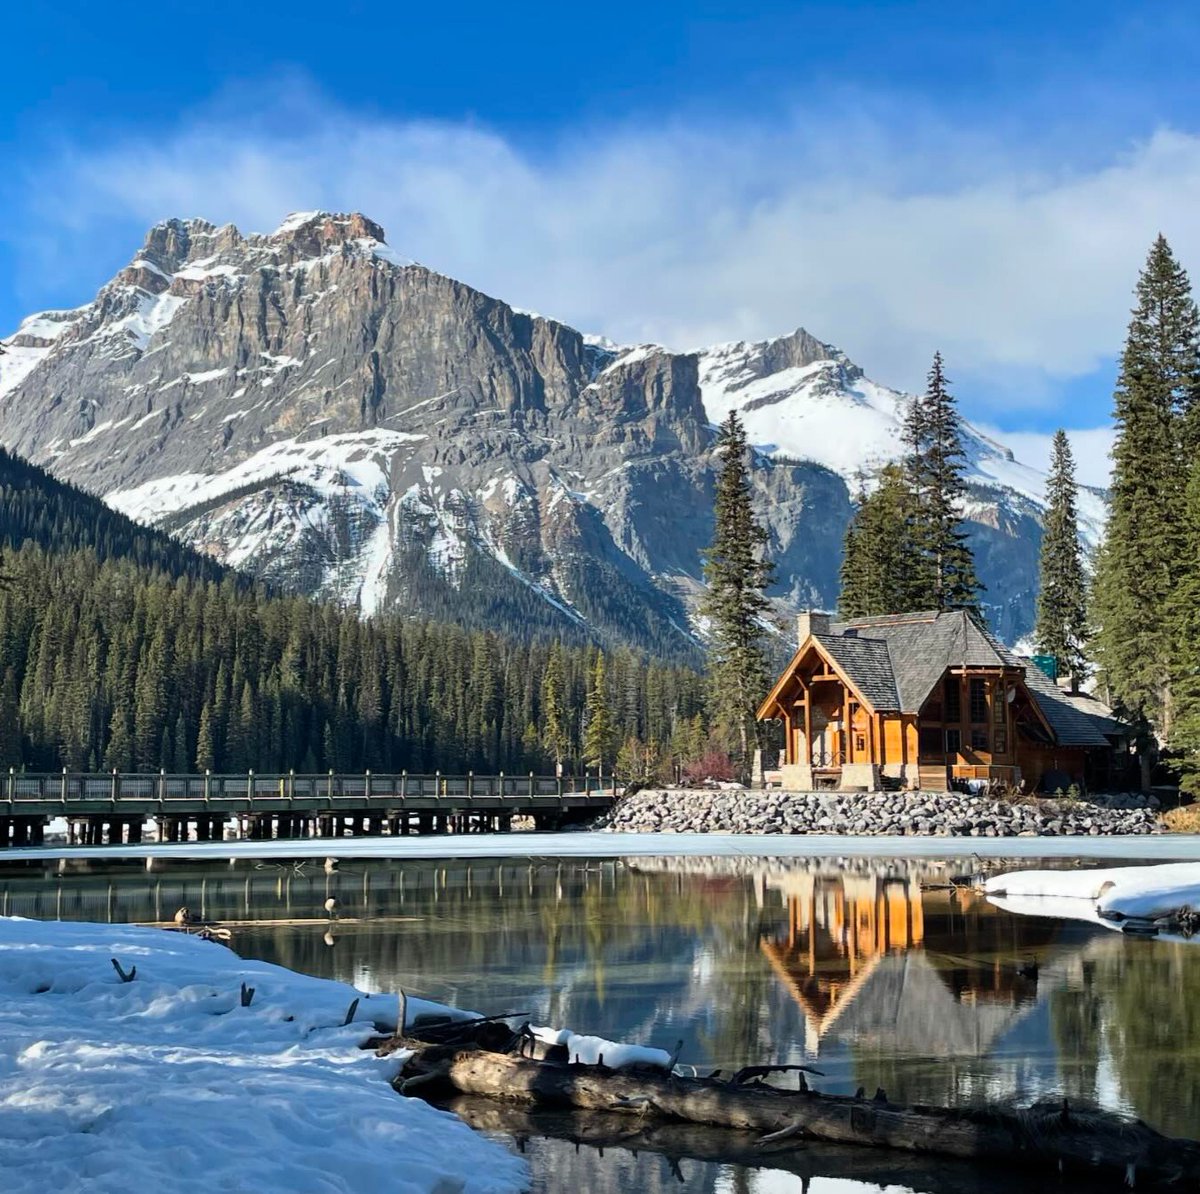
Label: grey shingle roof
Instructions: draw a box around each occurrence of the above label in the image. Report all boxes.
[796,610,1126,749]
[829,610,1009,711]
[812,633,899,711]
[1015,659,1116,747]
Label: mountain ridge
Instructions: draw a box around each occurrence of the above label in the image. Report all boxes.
[0,209,1100,650]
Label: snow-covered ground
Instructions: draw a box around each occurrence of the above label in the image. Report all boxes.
[0,917,526,1194]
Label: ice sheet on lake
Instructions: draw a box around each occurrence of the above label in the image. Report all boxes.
[986,862,1200,941]
[0,917,526,1194]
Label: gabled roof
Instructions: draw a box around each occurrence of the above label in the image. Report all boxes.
[812,633,899,711]
[830,610,1013,711]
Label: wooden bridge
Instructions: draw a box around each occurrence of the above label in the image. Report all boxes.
[0,771,617,847]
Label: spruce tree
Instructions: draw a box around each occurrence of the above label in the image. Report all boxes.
[1093,235,1200,767]
[1168,457,1200,795]
[582,650,615,771]
[839,464,912,617]
[911,353,981,611]
[540,643,569,774]
[1033,430,1089,690]
[700,410,774,779]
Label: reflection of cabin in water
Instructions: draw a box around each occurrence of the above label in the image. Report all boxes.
[757,610,1126,793]
[759,870,1058,1055]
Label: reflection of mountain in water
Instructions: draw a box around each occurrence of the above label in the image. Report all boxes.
[3,851,1196,1144]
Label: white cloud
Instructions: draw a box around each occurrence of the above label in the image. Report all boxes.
[13,88,1200,425]
[976,425,1116,490]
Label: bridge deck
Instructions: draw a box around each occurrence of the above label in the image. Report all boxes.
[0,772,616,842]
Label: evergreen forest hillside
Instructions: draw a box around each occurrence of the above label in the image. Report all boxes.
[0,447,231,585]
[0,545,703,775]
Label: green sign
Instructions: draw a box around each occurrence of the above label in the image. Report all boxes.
[1031,654,1058,681]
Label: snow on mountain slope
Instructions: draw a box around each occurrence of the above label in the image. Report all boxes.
[695,330,1107,547]
[0,211,1110,649]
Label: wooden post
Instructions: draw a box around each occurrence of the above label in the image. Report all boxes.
[288,769,295,799]
[529,772,535,798]
[842,689,851,765]
[365,769,371,801]
[803,687,812,767]
[328,770,334,800]
[467,771,474,798]
[204,769,211,801]
[111,769,118,802]
[60,768,68,803]
[400,770,407,798]
[159,768,166,802]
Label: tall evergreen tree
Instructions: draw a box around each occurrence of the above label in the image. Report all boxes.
[582,650,615,771]
[1093,235,1200,769]
[908,353,981,611]
[700,410,775,779]
[1168,457,1200,795]
[540,643,569,774]
[1034,430,1089,690]
[838,464,912,618]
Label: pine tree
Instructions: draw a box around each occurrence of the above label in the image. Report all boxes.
[838,464,912,617]
[910,353,981,611]
[1034,430,1089,689]
[582,650,615,771]
[540,643,569,774]
[1168,458,1200,795]
[1093,235,1200,771]
[700,410,775,779]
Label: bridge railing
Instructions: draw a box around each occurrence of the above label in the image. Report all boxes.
[2,770,617,806]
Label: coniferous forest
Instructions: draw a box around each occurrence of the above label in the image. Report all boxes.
[0,450,703,776]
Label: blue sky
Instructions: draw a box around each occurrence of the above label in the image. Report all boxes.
[6,0,1200,482]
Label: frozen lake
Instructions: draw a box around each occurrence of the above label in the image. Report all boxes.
[5,828,1200,863]
[3,841,1198,1193]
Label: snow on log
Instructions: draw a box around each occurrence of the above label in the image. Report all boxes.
[529,1026,673,1069]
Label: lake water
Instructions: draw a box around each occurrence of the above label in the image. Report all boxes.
[3,848,1198,1193]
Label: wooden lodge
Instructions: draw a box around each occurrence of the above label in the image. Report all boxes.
[756,610,1126,793]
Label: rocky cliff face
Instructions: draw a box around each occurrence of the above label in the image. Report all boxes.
[0,211,1094,651]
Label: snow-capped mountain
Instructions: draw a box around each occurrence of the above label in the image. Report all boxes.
[0,211,1101,650]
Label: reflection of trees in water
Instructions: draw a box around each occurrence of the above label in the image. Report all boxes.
[1049,939,1200,1138]
[8,854,1199,1145]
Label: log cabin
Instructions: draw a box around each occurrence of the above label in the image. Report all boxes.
[756,610,1126,793]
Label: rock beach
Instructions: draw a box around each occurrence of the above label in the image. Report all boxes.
[599,788,1164,837]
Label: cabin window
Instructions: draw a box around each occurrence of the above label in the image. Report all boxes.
[855,733,866,752]
[944,677,961,722]
[969,679,988,723]
[993,729,1008,754]
[945,728,961,754]
[919,727,944,756]
[971,728,990,752]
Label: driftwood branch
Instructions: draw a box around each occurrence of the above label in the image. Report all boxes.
[110,958,136,983]
[342,998,360,1026]
[240,982,255,1007]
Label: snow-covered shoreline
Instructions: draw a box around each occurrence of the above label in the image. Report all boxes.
[0,917,527,1193]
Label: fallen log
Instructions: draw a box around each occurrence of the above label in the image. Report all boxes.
[395,1044,1200,1189]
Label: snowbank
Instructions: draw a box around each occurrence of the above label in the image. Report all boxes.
[985,861,1200,921]
[0,917,526,1194]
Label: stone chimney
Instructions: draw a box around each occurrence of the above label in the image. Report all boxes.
[796,611,831,645]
